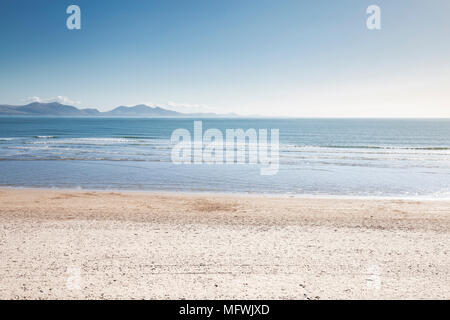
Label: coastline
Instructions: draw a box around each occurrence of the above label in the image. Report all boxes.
[1,188,449,299]
[2,185,450,201]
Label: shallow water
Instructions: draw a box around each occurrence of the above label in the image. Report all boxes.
[1,117,449,198]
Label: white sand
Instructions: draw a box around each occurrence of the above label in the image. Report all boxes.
[0,188,449,299]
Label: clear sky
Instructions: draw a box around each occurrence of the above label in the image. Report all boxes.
[1,0,449,117]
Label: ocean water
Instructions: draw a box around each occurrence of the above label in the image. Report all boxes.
[0,117,449,198]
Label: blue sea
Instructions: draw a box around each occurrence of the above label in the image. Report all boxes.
[1,117,449,198]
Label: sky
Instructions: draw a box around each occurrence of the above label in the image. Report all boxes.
[0,0,449,117]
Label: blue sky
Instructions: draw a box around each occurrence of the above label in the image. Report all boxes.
[0,0,449,117]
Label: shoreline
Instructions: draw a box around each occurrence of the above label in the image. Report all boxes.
[1,188,449,299]
[2,186,450,201]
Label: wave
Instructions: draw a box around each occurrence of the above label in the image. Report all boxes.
[119,136,158,139]
[27,137,148,145]
[0,157,168,162]
[4,136,450,151]
[321,145,450,151]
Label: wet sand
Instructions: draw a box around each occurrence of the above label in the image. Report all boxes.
[0,188,449,299]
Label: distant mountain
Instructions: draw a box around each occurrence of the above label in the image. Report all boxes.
[0,102,237,117]
[80,108,101,116]
[0,102,98,116]
[104,104,181,117]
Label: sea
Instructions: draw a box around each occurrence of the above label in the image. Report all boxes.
[1,117,449,199]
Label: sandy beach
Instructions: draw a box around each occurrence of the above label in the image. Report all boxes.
[0,188,449,299]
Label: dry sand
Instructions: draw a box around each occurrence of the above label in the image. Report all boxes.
[0,188,449,299]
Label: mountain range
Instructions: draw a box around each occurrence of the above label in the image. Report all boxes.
[0,102,238,117]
